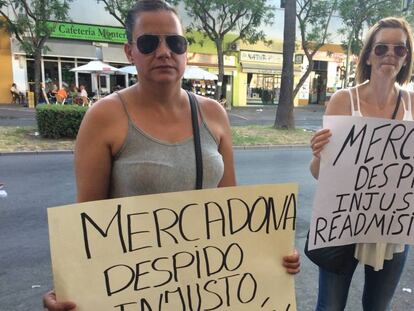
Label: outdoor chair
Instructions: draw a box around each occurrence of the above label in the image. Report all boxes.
[10,91,20,105]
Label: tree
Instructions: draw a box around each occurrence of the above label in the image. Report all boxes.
[275,0,296,129]
[96,0,135,26]
[293,0,337,99]
[337,0,401,86]
[179,0,274,100]
[0,0,73,104]
[97,0,178,26]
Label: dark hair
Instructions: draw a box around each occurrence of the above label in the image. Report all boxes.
[125,0,178,43]
[356,17,414,85]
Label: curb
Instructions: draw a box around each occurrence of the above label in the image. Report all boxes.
[0,150,74,156]
[0,145,309,155]
[233,144,308,150]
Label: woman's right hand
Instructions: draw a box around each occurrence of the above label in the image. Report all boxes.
[43,290,76,311]
[310,128,331,158]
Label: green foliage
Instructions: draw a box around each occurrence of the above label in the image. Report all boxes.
[181,0,274,46]
[36,105,88,139]
[0,0,73,55]
[297,0,337,51]
[179,0,275,99]
[338,0,402,56]
[97,0,179,25]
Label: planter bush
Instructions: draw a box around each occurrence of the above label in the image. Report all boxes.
[261,89,274,105]
[36,104,88,138]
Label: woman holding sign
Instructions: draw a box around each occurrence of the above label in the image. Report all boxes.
[43,0,300,310]
[310,17,413,311]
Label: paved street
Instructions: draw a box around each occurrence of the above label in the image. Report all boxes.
[1,150,413,310]
[0,103,325,130]
[228,105,325,131]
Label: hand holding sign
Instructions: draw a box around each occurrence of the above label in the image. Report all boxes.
[310,128,332,158]
[48,184,298,311]
[309,116,414,250]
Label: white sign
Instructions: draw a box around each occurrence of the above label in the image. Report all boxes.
[240,51,283,64]
[309,116,414,250]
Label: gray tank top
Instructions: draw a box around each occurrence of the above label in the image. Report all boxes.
[109,93,224,198]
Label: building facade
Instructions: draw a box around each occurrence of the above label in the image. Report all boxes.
[0,0,349,107]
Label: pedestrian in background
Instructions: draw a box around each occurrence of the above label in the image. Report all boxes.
[10,83,25,105]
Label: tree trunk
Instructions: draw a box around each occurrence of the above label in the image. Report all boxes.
[34,48,42,106]
[275,0,296,129]
[344,31,353,88]
[215,38,224,100]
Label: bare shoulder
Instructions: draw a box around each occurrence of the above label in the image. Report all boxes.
[83,93,124,125]
[325,89,352,116]
[405,89,414,102]
[193,94,230,143]
[195,94,228,122]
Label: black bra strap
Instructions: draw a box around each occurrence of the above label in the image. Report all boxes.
[186,91,203,189]
[392,89,402,120]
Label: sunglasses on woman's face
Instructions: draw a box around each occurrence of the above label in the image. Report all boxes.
[134,34,187,55]
[373,44,408,58]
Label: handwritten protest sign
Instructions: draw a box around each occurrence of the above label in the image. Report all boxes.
[48,184,297,311]
[309,116,414,250]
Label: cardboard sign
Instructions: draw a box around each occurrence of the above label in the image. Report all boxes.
[309,116,414,250]
[48,184,297,311]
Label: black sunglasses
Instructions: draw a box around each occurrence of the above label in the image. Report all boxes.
[135,34,187,55]
[373,44,408,58]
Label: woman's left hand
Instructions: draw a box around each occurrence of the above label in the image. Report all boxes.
[282,249,300,274]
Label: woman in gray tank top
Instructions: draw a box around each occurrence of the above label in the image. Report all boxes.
[43,1,300,309]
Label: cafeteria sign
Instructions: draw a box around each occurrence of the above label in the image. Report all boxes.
[48,21,127,44]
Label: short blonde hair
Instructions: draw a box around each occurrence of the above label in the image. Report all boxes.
[356,17,414,85]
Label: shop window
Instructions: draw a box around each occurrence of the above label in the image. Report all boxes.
[110,74,126,92]
[189,80,216,98]
[247,73,281,105]
[44,61,59,87]
[100,75,107,88]
[26,59,35,92]
[61,62,75,88]
[78,73,92,97]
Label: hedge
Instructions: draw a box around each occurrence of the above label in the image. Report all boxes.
[36,104,88,138]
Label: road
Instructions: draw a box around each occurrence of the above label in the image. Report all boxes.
[0,104,325,130]
[1,149,413,310]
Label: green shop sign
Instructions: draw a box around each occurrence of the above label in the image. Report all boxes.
[48,22,126,44]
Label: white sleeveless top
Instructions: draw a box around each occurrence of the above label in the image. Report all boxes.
[348,85,412,271]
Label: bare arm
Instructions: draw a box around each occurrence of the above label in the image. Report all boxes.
[310,90,352,179]
[74,99,121,202]
[217,110,236,187]
[197,96,236,187]
[43,97,126,310]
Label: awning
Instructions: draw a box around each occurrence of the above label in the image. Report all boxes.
[241,62,282,75]
[102,46,128,63]
[12,39,96,58]
[11,39,128,63]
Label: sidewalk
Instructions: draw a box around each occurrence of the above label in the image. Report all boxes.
[0,104,37,127]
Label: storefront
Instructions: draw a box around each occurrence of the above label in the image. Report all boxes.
[8,22,130,101]
[297,45,356,105]
[186,52,237,104]
[233,50,283,106]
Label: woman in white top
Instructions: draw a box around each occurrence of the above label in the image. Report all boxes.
[79,84,88,105]
[310,17,413,311]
